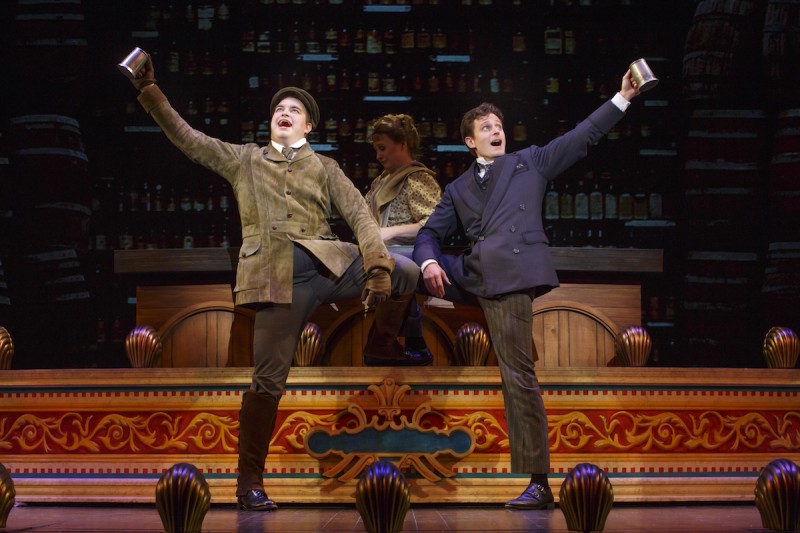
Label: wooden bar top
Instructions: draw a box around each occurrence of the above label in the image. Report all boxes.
[114,247,663,275]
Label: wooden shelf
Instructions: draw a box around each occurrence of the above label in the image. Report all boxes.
[114,246,663,275]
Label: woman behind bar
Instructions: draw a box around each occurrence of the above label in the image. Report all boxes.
[363,114,442,366]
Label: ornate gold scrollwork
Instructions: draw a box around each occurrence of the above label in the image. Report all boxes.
[549,410,800,453]
[763,327,800,369]
[614,325,652,367]
[125,325,162,368]
[454,322,490,366]
[303,378,477,482]
[0,412,238,453]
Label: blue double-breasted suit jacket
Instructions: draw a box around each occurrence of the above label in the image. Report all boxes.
[414,99,625,299]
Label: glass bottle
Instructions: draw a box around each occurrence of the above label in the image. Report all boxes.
[544,181,560,221]
[574,180,589,221]
[416,24,431,49]
[559,181,574,220]
[401,22,415,50]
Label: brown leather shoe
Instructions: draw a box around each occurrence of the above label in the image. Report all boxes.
[237,489,278,511]
[504,483,555,510]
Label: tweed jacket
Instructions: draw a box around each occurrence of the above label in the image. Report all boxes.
[138,85,393,305]
[414,99,624,299]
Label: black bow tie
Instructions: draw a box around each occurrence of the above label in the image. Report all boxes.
[476,162,493,188]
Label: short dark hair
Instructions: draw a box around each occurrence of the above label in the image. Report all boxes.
[460,102,504,156]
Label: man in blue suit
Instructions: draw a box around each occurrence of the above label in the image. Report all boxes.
[413,69,640,510]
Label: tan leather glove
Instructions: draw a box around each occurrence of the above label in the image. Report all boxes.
[361,268,391,308]
[130,53,157,92]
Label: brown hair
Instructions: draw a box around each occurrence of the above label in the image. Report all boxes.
[460,102,504,156]
[370,114,421,157]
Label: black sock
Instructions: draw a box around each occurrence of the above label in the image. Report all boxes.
[530,473,549,488]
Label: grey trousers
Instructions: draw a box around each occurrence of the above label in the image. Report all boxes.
[387,245,424,339]
[435,257,550,474]
[478,293,550,474]
[251,245,419,399]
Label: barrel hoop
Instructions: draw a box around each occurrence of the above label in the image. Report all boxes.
[15,147,88,161]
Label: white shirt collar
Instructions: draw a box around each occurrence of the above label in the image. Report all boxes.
[271,138,308,152]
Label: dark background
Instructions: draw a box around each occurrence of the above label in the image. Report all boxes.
[1,0,798,369]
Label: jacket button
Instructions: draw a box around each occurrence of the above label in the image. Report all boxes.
[272,226,277,230]
[287,213,293,218]
[513,248,520,254]
[287,168,293,173]
[286,190,292,195]
[519,204,525,210]
[301,228,306,233]
[510,225,516,232]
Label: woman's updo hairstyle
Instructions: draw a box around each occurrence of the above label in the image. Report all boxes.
[370,114,420,157]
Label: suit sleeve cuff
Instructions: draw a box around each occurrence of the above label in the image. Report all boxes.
[137,84,169,115]
[363,251,395,274]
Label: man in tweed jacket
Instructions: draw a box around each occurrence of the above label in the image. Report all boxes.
[130,55,419,511]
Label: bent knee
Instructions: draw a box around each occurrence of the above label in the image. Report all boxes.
[390,253,421,294]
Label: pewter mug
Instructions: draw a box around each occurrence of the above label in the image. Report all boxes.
[629,58,659,93]
[117,47,148,79]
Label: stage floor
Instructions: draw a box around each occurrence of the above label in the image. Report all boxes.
[2,502,764,532]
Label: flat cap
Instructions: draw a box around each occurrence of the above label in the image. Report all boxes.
[270,86,320,129]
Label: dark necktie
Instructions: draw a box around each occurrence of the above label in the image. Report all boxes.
[476,162,493,189]
[282,146,296,161]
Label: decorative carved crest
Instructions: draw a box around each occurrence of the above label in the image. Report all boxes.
[304,378,476,482]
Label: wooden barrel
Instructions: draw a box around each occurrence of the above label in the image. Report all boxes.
[684,187,762,249]
[762,0,800,103]
[768,109,800,240]
[685,109,766,165]
[0,138,12,257]
[684,109,766,194]
[682,0,765,102]
[12,0,88,82]
[683,250,761,308]
[0,257,10,328]
[760,241,800,335]
[682,250,761,366]
[10,115,91,250]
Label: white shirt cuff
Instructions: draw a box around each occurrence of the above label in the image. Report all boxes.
[420,259,439,273]
[611,92,631,112]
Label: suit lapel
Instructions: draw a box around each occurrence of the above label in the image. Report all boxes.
[481,153,514,228]
[460,161,488,211]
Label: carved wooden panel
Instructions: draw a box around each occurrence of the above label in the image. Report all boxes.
[532,300,620,368]
[157,302,254,368]
[137,284,637,369]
